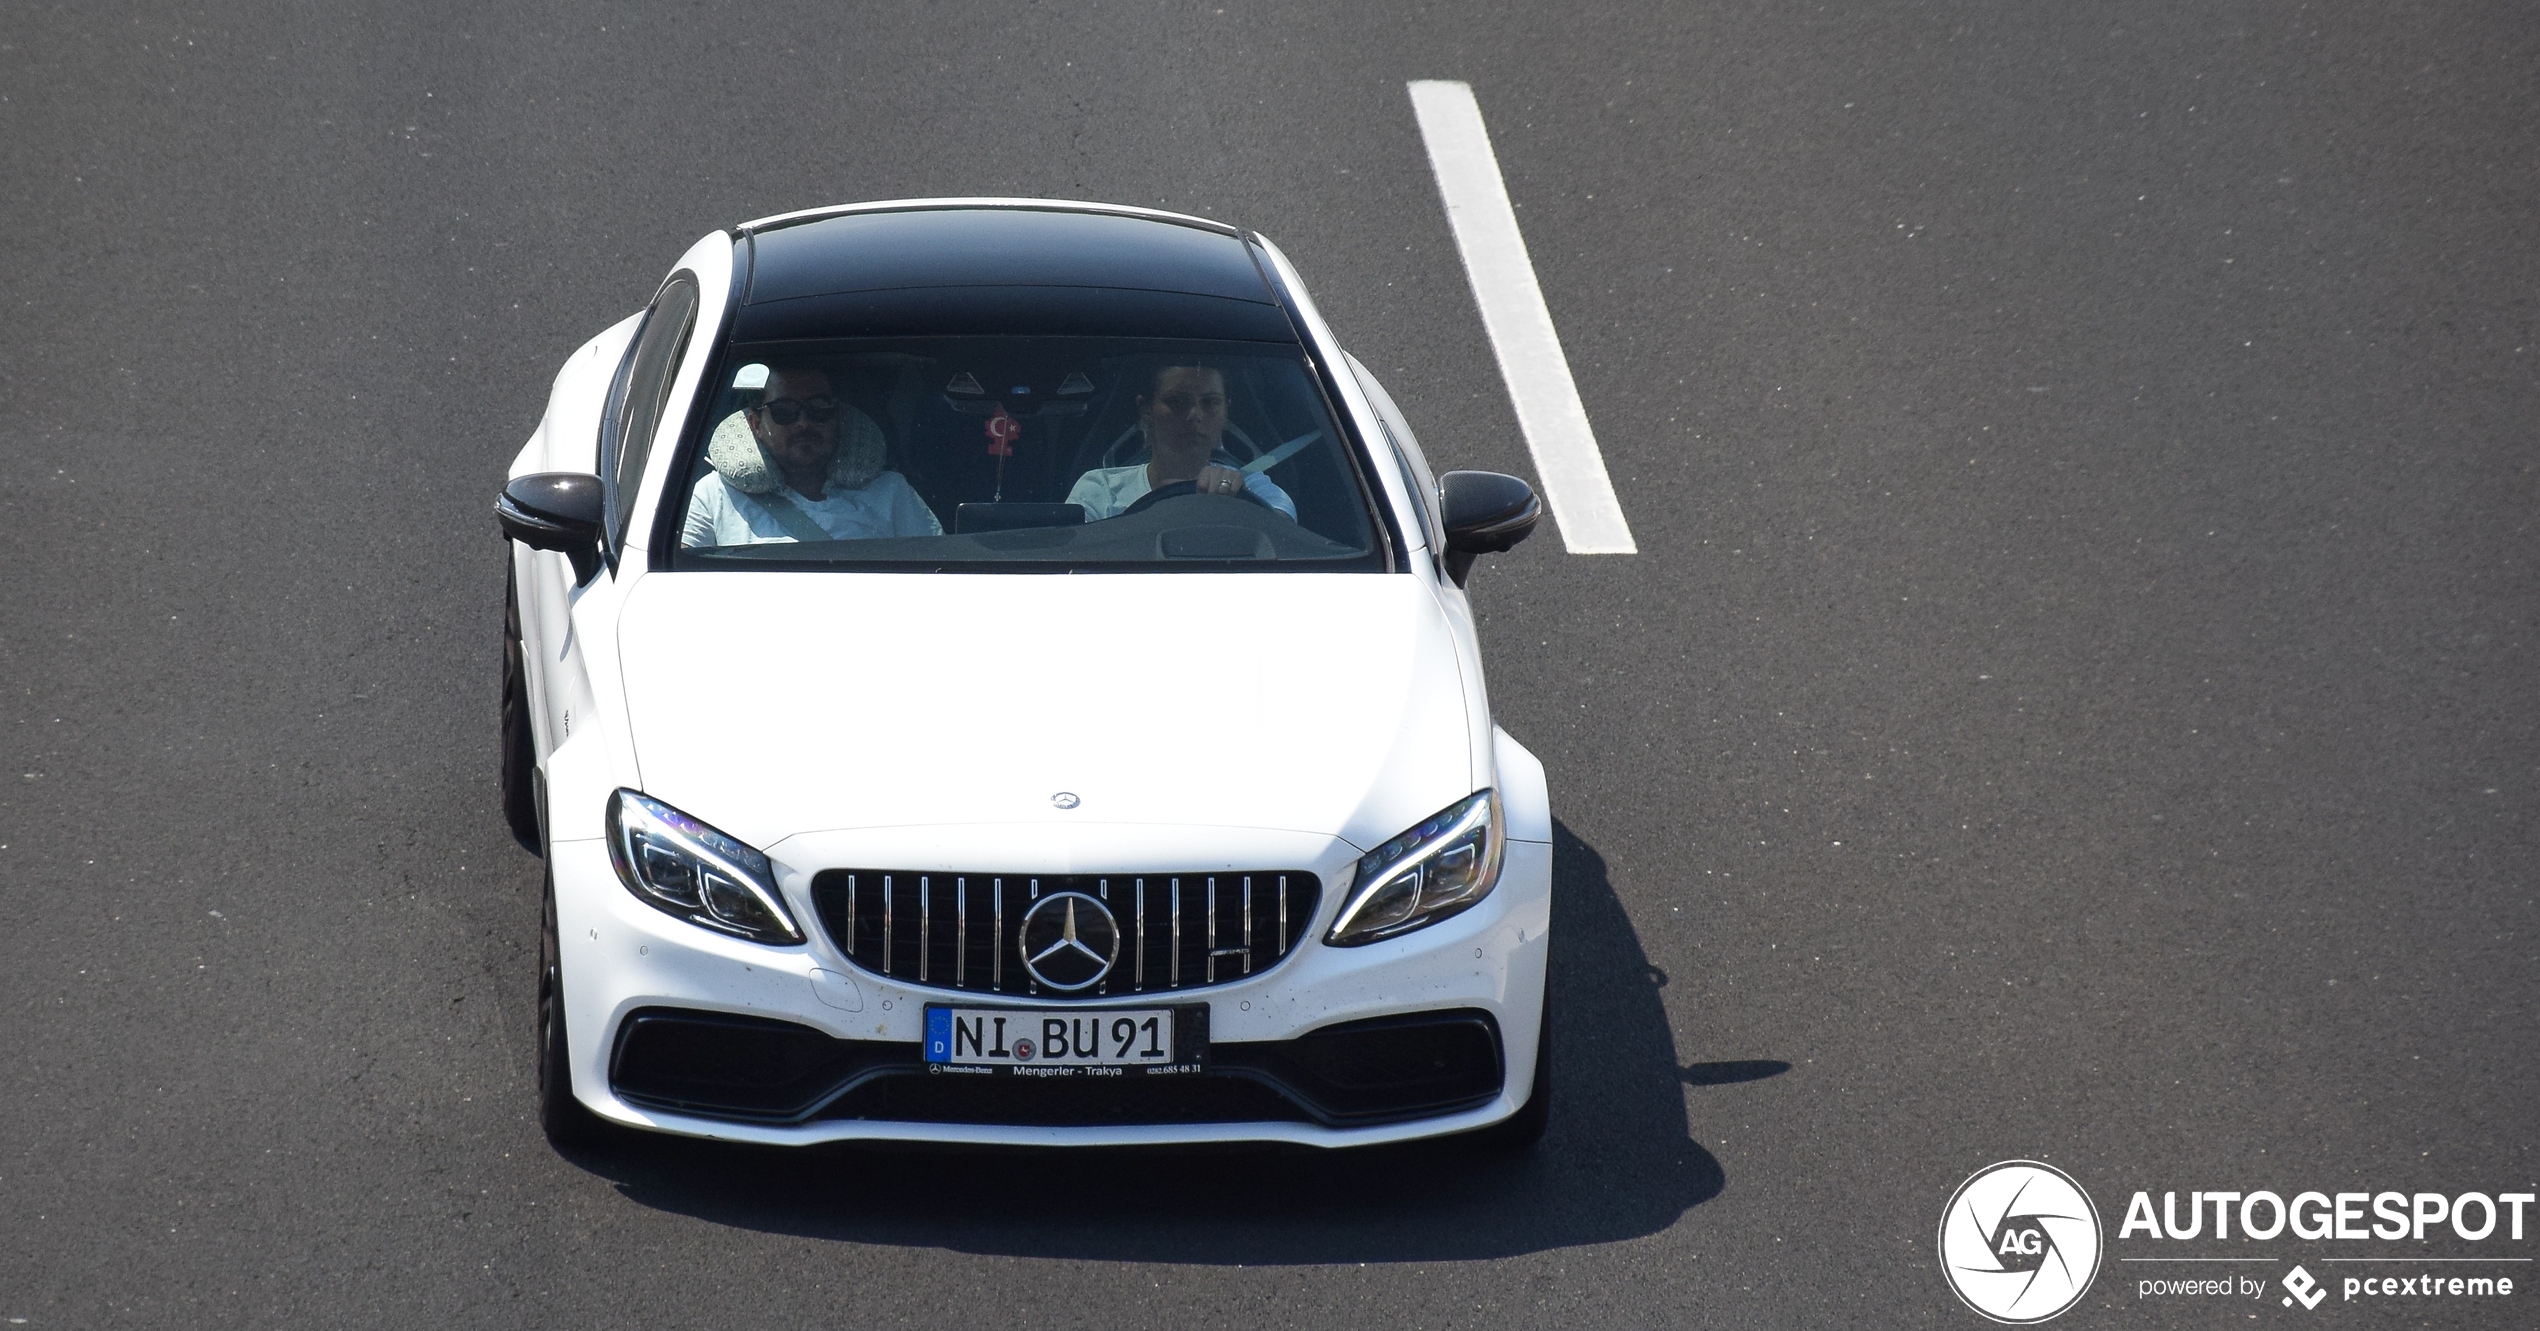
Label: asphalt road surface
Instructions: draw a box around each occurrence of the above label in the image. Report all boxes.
[4,2,2534,1327]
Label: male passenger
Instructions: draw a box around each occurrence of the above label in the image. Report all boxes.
[682,364,941,546]
[1067,365,1297,520]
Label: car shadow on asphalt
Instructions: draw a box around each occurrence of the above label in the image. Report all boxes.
[577,820,1760,1262]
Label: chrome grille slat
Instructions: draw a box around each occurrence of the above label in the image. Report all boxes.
[1095,878,1109,995]
[811,868,1317,1001]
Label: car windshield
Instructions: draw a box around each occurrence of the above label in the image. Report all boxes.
[665,337,1384,570]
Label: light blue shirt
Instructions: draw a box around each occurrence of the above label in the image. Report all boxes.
[1066,464,1296,521]
[682,471,941,547]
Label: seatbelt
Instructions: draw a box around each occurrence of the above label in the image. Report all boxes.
[1242,428,1324,474]
[754,489,834,543]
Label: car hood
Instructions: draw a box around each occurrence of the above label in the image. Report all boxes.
[615,572,1474,856]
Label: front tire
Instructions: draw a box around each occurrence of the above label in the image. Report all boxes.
[500,566,542,855]
[537,876,608,1149]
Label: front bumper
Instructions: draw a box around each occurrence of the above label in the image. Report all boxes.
[547,824,1551,1147]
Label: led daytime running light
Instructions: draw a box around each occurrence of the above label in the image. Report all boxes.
[605,789,803,944]
[1327,790,1503,946]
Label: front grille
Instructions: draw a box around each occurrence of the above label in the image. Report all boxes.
[809,870,1320,999]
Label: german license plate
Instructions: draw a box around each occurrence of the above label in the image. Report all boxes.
[923,1004,1205,1075]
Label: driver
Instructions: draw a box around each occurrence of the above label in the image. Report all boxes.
[1066,365,1297,520]
[682,364,941,546]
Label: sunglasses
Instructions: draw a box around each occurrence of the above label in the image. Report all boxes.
[756,396,841,426]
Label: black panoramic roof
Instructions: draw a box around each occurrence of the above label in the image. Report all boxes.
[734,208,1295,343]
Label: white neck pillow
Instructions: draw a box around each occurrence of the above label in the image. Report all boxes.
[705,405,888,495]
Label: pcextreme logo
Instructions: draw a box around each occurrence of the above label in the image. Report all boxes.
[1940,1161,2104,1323]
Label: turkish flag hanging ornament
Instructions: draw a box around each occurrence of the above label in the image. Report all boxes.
[984,404,1021,500]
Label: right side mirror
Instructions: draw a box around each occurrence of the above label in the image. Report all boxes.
[1438,470,1542,586]
[496,472,606,583]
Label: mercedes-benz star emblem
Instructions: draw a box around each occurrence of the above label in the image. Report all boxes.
[1051,791,1080,809]
[1017,891,1119,991]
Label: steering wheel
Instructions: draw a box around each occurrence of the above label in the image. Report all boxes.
[1121,478,1273,517]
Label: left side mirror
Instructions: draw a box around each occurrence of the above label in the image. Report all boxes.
[1438,470,1542,586]
[496,472,605,583]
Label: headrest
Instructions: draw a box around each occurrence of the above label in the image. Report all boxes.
[705,405,888,495]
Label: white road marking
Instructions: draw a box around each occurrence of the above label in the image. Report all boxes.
[1408,79,1636,555]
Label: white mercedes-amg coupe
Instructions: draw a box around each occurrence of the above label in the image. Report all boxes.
[496,199,1551,1151]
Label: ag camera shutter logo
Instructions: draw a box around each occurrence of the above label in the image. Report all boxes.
[1940,1161,2104,1322]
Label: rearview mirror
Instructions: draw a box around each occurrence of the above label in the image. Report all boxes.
[1438,470,1542,586]
[496,472,605,583]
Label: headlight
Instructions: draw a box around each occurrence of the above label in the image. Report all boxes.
[1326,790,1503,946]
[604,789,802,945]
